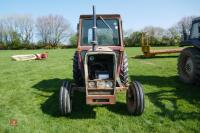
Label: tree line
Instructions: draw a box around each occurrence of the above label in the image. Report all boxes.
[0,15,197,49]
[124,16,196,47]
[0,14,71,49]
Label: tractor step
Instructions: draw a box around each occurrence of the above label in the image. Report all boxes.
[86,95,116,105]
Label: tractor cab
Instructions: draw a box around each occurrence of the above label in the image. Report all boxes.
[79,15,122,47]
[189,17,200,40]
[181,17,200,49]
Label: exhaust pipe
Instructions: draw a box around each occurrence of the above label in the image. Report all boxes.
[91,5,98,51]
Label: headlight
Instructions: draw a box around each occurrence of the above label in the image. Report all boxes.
[105,81,113,88]
[96,81,113,88]
[89,56,94,61]
[88,81,96,88]
[97,81,106,88]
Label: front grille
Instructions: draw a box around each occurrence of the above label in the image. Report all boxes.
[88,90,114,95]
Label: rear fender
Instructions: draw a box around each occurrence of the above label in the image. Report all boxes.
[181,38,200,49]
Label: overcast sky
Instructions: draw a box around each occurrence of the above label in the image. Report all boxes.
[0,0,199,31]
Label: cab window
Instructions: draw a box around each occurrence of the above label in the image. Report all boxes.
[81,19,120,46]
[190,22,200,39]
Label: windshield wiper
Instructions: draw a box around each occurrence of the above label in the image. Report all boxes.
[99,16,113,31]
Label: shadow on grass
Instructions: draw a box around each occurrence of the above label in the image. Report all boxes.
[32,78,133,118]
[32,78,96,119]
[131,75,200,121]
[105,102,130,116]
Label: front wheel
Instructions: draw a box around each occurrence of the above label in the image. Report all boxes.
[126,81,144,115]
[59,80,72,115]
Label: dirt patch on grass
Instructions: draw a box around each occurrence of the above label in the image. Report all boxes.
[139,60,155,65]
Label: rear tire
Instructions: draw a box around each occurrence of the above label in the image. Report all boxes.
[59,81,72,115]
[126,81,144,115]
[120,53,129,86]
[73,51,84,86]
[178,47,200,84]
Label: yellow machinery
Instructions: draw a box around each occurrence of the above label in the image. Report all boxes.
[141,33,182,57]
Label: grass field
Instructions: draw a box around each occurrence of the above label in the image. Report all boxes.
[0,47,200,133]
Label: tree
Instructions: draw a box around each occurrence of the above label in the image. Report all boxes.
[69,34,77,47]
[9,31,21,49]
[1,16,22,47]
[36,15,71,47]
[124,31,142,47]
[0,20,4,44]
[177,16,196,36]
[167,26,181,45]
[0,15,33,47]
[17,15,34,45]
[142,26,166,46]
[142,26,166,38]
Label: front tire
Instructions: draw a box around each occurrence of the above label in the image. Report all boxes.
[178,47,200,84]
[126,81,144,115]
[59,81,72,115]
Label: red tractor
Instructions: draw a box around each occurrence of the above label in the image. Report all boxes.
[59,6,144,116]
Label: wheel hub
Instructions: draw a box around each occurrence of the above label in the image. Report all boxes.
[185,58,194,76]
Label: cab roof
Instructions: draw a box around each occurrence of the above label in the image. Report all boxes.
[80,14,121,19]
[192,17,200,23]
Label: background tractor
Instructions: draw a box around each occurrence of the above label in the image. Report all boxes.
[59,6,145,116]
[178,17,200,84]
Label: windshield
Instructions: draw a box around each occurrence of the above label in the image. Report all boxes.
[81,19,120,46]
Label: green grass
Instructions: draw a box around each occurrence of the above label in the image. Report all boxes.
[0,47,200,133]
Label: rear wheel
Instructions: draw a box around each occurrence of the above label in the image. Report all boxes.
[73,51,84,86]
[120,53,128,86]
[178,47,200,84]
[126,81,144,115]
[59,80,72,115]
